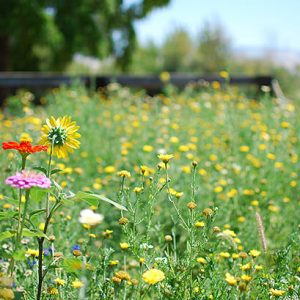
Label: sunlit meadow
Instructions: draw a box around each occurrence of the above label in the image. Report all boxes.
[0,82,300,299]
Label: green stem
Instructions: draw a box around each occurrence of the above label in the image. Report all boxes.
[46,145,53,218]
[123,255,127,300]
[37,143,54,300]
[192,167,196,200]
[15,189,23,244]
[9,155,27,276]
[19,189,30,242]
[21,155,27,170]
[165,166,189,229]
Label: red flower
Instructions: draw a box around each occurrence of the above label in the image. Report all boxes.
[2,141,48,155]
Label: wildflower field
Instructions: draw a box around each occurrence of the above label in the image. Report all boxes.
[0,83,300,300]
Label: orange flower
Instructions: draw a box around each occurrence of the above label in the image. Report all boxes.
[2,141,47,156]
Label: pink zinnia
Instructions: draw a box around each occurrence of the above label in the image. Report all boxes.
[5,170,51,189]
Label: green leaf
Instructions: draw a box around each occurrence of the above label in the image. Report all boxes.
[31,187,50,203]
[74,191,127,211]
[29,209,45,219]
[60,197,74,206]
[33,166,47,175]
[53,180,62,191]
[22,228,48,239]
[51,168,62,175]
[3,197,18,205]
[13,249,26,261]
[0,211,18,220]
[0,231,15,241]
[62,258,84,273]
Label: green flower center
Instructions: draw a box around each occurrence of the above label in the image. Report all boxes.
[48,127,67,146]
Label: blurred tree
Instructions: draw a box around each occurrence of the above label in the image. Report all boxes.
[161,28,193,72]
[0,0,170,72]
[130,41,161,74]
[192,22,231,73]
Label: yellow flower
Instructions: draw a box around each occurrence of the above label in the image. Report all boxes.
[26,249,39,257]
[241,274,252,282]
[117,170,131,178]
[115,271,131,281]
[223,229,236,237]
[197,257,207,264]
[209,154,218,161]
[47,287,59,295]
[102,229,113,238]
[214,186,223,193]
[158,154,174,164]
[40,116,80,158]
[219,71,229,79]
[142,269,165,285]
[3,203,12,209]
[249,249,261,258]
[232,253,239,260]
[72,279,84,289]
[195,221,205,228]
[159,71,170,83]
[178,145,189,152]
[270,289,285,296]
[281,121,289,128]
[266,153,276,160]
[239,145,249,152]
[104,166,116,174]
[0,288,14,300]
[211,81,221,89]
[290,180,297,187]
[251,200,259,206]
[225,273,237,286]
[20,133,32,142]
[54,278,65,286]
[187,202,197,210]
[139,257,145,264]
[109,260,119,266]
[198,169,207,176]
[268,205,280,212]
[219,252,230,258]
[237,216,246,223]
[133,187,143,193]
[240,262,251,271]
[143,145,153,152]
[120,242,130,250]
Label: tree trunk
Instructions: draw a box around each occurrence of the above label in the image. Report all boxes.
[0,35,9,71]
[0,35,9,106]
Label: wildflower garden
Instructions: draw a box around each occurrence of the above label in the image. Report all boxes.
[0,83,299,299]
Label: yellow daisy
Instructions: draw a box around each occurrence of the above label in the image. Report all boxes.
[40,116,80,158]
[142,269,165,285]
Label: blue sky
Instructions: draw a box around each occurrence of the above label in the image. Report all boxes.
[132,0,300,52]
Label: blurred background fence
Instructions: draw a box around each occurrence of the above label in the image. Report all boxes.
[0,73,281,105]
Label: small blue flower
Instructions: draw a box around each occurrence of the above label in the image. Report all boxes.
[71,244,80,252]
[43,247,53,256]
[27,258,37,269]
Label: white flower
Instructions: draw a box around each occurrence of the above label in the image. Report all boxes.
[154,257,168,264]
[139,243,154,250]
[79,209,104,226]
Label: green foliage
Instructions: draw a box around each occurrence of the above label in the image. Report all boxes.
[193,22,231,73]
[0,0,171,71]
[1,84,300,299]
[130,22,231,74]
[161,28,194,72]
